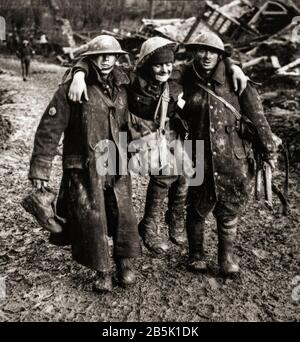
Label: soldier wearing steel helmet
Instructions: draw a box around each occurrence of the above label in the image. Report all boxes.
[28,35,142,292]
[179,31,277,275]
[66,35,249,258]
[127,37,189,256]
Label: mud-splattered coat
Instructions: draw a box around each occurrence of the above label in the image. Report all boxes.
[29,65,141,272]
[180,61,276,208]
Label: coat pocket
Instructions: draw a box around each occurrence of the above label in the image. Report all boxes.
[133,93,152,106]
[226,126,247,160]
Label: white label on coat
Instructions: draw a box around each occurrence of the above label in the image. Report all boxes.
[177,92,186,109]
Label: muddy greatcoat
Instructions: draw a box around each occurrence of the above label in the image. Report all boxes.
[179,61,276,219]
[29,65,141,272]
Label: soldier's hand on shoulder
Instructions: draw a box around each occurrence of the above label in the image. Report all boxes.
[231,65,249,96]
[68,71,89,103]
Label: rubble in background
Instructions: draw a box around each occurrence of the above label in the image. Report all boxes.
[123,0,300,85]
[38,0,76,52]
[2,0,299,83]
[200,0,300,47]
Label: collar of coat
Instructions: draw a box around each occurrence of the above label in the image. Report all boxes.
[134,72,182,100]
[137,75,162,95]
[192,60,226,86]
[88,60,130,87]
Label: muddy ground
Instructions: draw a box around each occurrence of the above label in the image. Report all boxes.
[0,56,299,322]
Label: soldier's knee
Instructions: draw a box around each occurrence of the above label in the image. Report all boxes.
[177,175,188,186]
[151,175,176,189]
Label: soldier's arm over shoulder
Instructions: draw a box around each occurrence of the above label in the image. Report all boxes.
[62,58,90,84]
[29,84,71,181]
[224,57,248,95]
[240,82,276,154]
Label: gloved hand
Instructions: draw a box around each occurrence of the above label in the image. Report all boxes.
[22,186,63,234]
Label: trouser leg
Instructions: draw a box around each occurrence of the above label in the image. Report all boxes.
[21,61,26,80]
[139,177,169,256]
[105,183,140,287]
[166,176,188,245]
[186,207,208,272]
[25,59,30,78]
[185,181,215,272]
[214,202,241,275]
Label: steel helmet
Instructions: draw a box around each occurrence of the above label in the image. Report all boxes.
[185,31,228,55]
[80,35,127,56]
[137,36,177,67]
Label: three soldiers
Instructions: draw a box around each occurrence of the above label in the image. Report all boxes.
[68,35,248,260]
[27,31,270,294]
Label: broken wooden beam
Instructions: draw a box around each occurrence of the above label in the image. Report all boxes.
[242,56,268,69]
[276,58,300,74]
[270,56,281,69]
[183,16,202,43]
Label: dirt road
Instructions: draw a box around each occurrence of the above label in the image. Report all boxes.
[0,56,299,322]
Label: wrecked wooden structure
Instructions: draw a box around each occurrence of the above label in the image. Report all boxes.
[199,0,300,48]
[138,0,300,48]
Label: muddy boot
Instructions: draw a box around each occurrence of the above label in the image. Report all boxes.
[93,272,113,293]
[186,215,207,272]
[165,178,188,246]
[115,258,136,287]
[217,219,240,276]
[139,182,169,257]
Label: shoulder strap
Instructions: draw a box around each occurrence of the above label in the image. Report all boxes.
[196,81,242,120]
[153,83,170,129]
[159,83,170,129]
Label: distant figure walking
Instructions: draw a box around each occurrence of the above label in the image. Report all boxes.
[16,40,35,81]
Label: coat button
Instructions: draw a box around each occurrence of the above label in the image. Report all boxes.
[210,105,214,110]
[213,151,217,156]
[214,172,218,177]
[211,128,215,133]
